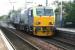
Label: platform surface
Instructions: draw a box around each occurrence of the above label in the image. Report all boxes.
[56,28,75,33]
[0,36,8,50]
[0,29,14,50]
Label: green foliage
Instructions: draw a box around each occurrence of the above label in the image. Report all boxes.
[0,16,3,19]
[55,1,75,27]
[64,3,75,20]
[0,15,8,21]
[63,2,75,27]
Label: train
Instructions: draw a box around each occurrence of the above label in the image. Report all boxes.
[9,5,56,36]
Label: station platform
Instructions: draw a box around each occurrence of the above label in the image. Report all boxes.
[56,28,75,33]
[56,28,75,42]
[0,29,14,50]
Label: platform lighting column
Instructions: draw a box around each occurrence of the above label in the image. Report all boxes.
[9,2,16,12]
[60,0,62,27]
[25,0,33,9]
[46,0,48,6]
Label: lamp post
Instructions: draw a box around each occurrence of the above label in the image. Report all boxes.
[25,0,33,9]
[46,0,48,6]
[9,0,16,11]
[9,2,16,12]
[60,0,62,27]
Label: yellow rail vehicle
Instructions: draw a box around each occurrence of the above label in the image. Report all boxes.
[10,6,55,36]
[33,6,55,36]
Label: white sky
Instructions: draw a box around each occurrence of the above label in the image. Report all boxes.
[0,0,71,16]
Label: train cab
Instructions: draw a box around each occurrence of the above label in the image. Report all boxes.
[32,6,55,36]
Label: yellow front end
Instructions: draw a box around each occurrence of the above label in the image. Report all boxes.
[33,16,55,36]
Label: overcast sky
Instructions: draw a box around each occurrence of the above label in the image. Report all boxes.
[0,0,71,16]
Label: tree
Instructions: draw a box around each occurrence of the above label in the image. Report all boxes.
[55,1,75,28]
[63,2,75,27]
[0,15,8,21]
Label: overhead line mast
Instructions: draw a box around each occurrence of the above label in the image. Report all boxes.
[46,0,48,6]
[8,0,16,11]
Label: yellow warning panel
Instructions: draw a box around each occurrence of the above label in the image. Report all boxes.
[33,16,55,26]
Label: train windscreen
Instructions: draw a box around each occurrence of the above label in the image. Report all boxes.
[36,8,54,16]
[36,8,44,16]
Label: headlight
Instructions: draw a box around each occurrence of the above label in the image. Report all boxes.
[49,22,53,25]
[36,22,40,25]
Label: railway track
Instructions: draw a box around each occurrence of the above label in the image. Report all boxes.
[54,37,75,50]
[0,27,37,50]
[53,37,75,46]
[1,26,75,50]
[0,27,63,50]
[56,28,75,41]
[40,37,75,50]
